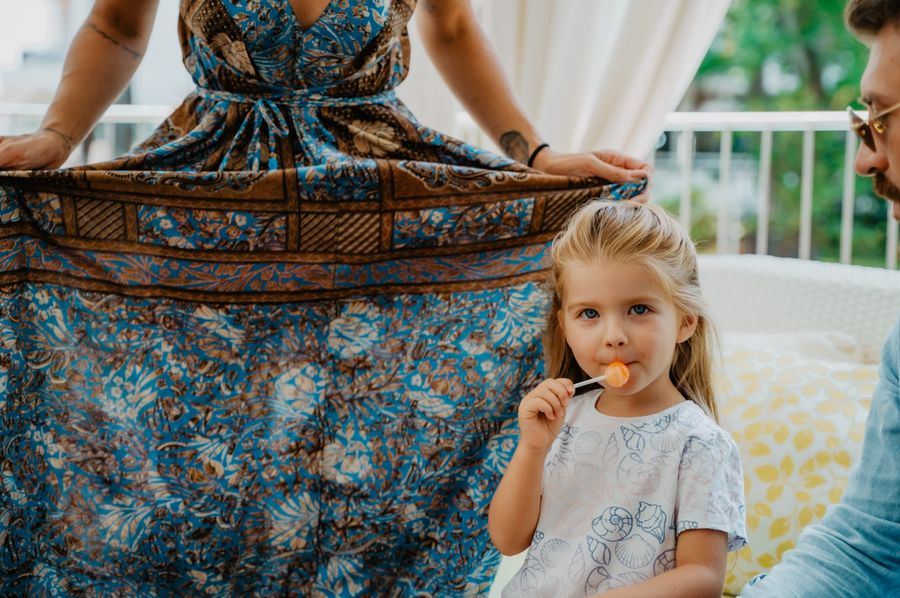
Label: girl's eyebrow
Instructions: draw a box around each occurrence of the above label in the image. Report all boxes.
[565,295,662,309]
[564,301,595,310]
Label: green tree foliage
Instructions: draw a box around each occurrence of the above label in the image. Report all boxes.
[691,0,865,111]
[672,0,890,265]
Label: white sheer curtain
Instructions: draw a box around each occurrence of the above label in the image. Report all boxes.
[398,18,461,137]
[398,0,730,158]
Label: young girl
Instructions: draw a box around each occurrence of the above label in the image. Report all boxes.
[489,200,746,597]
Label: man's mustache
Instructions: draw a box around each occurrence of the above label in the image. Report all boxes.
[874,173,900,202]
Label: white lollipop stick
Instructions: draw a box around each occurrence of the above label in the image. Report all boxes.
[573,374,607,389]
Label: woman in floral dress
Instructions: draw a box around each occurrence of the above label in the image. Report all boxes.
[0,0,647,594]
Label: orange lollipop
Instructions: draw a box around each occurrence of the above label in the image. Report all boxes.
[604,361,630,387]
[572,361,631,389]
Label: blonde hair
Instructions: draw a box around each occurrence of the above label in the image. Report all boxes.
[545,200,720,421]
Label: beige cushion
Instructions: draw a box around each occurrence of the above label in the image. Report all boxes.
[717,336,878,595]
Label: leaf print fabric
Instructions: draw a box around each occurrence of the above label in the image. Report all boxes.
[0,0,644,595]
[503,397,747,597]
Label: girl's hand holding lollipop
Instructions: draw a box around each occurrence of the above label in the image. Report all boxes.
[519,362,631,452]
[517,378,574,453]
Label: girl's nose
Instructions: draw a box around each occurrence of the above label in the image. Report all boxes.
[601,322,628,349]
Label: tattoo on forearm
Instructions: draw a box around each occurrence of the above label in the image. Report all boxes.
[86,22,142,60]
[499,131,530,163]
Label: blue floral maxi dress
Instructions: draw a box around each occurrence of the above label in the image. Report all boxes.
[0,0,644,594]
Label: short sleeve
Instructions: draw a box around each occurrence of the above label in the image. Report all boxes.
[675,427,747,552]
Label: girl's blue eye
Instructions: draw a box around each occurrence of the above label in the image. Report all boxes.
[579,308,599,319]
[630,304,650,315]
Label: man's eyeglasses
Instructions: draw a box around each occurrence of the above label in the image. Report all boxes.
[847,100,900,151]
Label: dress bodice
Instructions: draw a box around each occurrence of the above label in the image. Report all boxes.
[178,0,414,97]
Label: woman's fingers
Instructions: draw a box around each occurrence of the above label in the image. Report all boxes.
[0,140,17,169]
[533,148,650,183]
[0,138,30,169]
[594,150,652,172]
[588,158,646,183]
[558,152,648,183]
[588,151,652,183]
[0,131,69,170]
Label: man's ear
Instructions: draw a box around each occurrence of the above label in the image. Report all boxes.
[677,313,698,343]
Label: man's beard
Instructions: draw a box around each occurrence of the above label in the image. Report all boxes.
[873,173,900,218]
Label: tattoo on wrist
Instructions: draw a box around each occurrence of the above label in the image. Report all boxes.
[40,127,75,152]
[499,131,530,163]
[86,22,142,60]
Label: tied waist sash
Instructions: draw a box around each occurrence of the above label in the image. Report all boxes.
[193,87,399,170]
[195,86,399,137]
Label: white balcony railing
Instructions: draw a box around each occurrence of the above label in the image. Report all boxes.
[1,104,897,269]
[659,111,897,270]
[459,110,898,269]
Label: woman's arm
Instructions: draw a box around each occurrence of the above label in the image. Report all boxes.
[415,0,649,182]
[0,0,159,169]
[415,0,539,163]
[597,529,728,598]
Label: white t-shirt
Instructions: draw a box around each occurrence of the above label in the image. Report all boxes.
[502,391,747,597]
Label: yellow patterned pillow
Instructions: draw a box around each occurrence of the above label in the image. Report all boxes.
[716,342,878,596]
